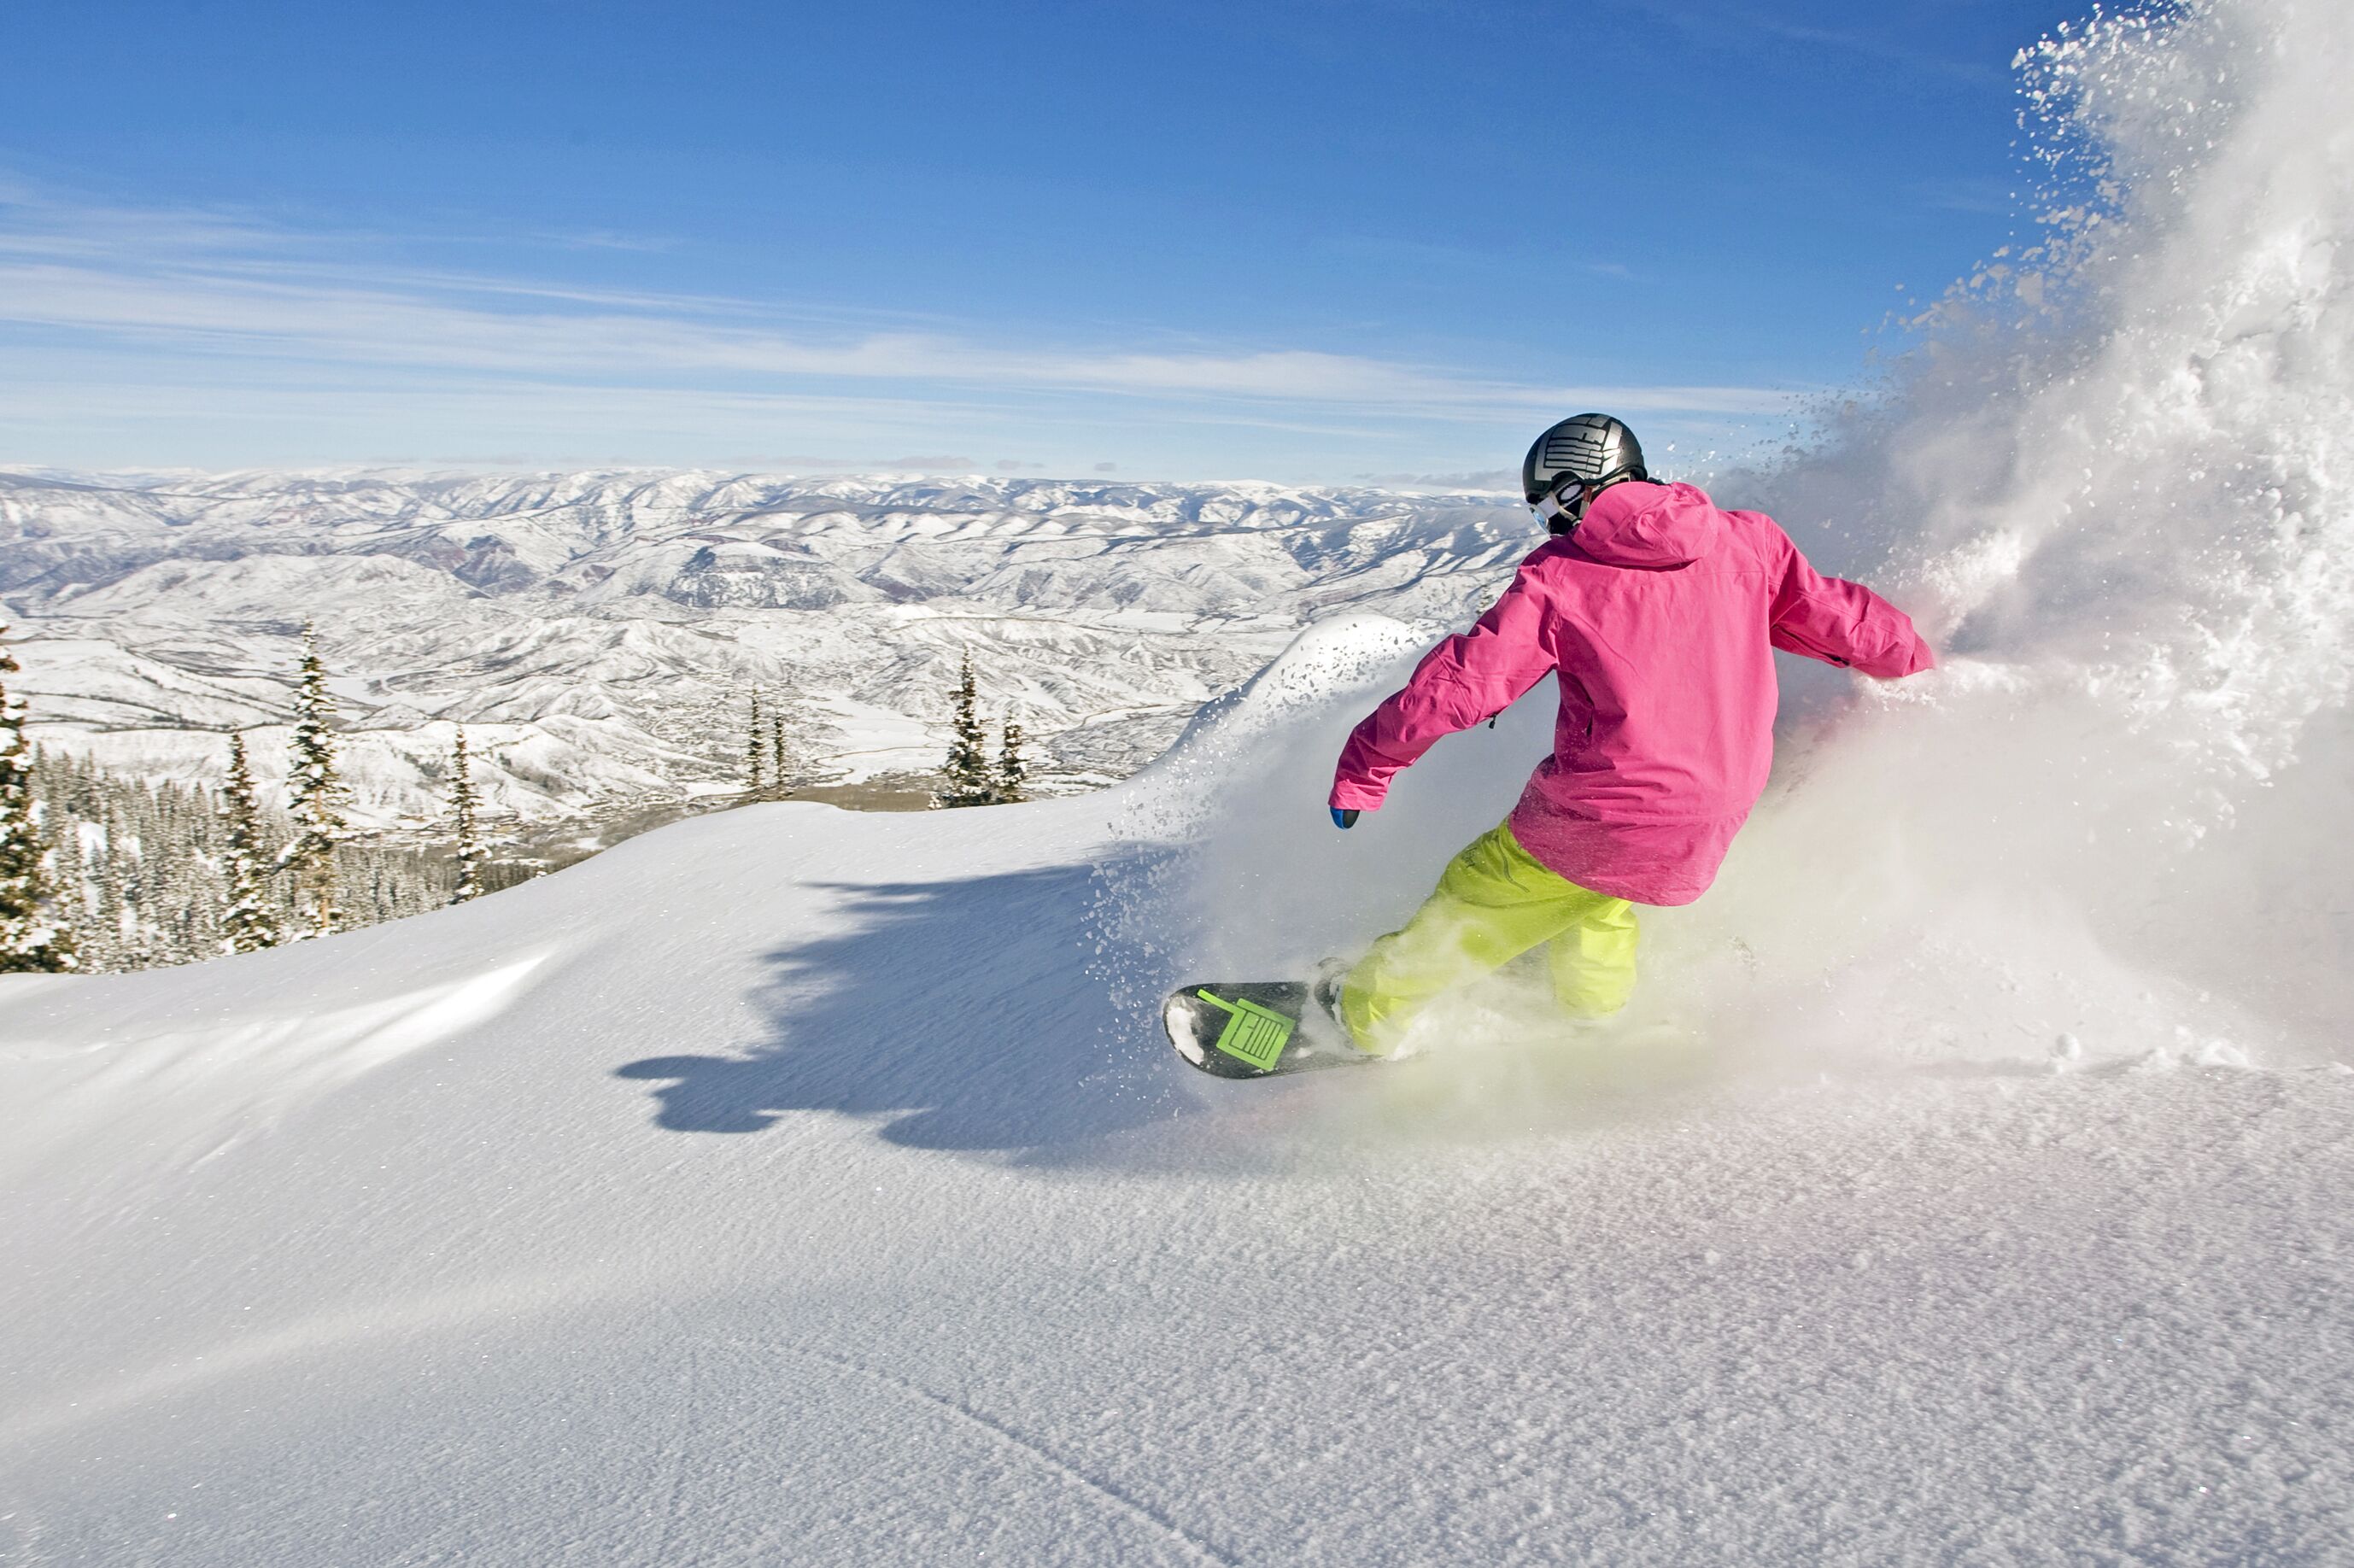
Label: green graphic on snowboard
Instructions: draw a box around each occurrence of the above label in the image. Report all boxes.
[1162,980,1372,1079]
[1193,989,1297,1072]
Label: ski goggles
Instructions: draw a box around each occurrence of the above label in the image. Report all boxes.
[1533,479,1592,529]
[1532,465,1639,529]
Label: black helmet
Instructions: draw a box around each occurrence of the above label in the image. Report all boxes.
[1522,413,1648,507]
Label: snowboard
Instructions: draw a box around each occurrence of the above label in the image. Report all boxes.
[1161,980,1374,1079]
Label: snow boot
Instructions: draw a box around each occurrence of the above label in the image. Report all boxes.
[1311,958,1362,1050]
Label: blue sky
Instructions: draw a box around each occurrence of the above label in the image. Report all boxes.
[0,0,2082,483]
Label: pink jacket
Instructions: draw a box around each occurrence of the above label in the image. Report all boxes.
[1330,481,1933,905]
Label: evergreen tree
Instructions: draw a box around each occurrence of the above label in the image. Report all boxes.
[770,712,790,797]
[91,804,129,968]
[937,651,998,807]
[0,627,77,972]
[997,717,1028,804]
[744,686,767,794]
[49,779,91,958]
[279,623,348,937]
[220,732,281,953]
[158,786,225,965]
[449,725,486,904]
[26,744,507,976]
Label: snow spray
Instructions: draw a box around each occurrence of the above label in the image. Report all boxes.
[1705,0,2354,1074]
[1110,0,2354,1090]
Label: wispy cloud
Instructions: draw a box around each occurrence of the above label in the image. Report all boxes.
[0,179,1803,474]
[0,185,1789,412]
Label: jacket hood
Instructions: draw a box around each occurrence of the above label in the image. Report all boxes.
[1569,481,1720,569]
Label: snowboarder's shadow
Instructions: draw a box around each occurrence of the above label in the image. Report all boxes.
[615,857,1181,1160]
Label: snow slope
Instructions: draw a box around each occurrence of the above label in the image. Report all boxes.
[3,612,2352,1565]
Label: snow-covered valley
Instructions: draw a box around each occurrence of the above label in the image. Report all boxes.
[0,469,1527,831]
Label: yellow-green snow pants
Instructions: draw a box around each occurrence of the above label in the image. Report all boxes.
[1340,820,1637,1055]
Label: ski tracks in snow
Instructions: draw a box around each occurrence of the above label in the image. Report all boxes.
[742,1340,1238,1567]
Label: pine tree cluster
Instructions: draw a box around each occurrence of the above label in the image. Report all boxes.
[0,623,539,977]
[21,751,528,975]
[936,652,1028,808]
[741,684,800,799]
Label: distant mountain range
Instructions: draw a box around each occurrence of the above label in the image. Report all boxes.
[0,467,1531,836]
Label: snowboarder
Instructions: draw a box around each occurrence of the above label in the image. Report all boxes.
[1320,413,1935,1056]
